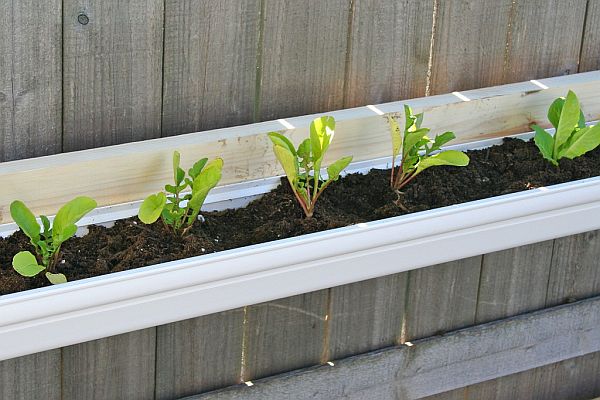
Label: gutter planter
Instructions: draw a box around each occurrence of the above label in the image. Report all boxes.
[1,72,600,361]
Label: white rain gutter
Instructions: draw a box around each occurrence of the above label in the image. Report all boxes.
[0,134,599,361]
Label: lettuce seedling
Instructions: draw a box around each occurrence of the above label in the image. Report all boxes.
[10,196,97,284]
[138,151,223,236]
[531,90,600,166]
[268,116,353,218]
[387,105,469,190]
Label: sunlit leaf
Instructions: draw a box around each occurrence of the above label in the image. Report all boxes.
[12,251,44,277]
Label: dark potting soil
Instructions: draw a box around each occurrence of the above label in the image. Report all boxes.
[1,138,599,296]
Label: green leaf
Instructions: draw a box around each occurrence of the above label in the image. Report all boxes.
[12,251,44,277]
[176,167,185,185]
[165,184,178,194]
[45,272,67,285]
[387,115,402,162]
[578,111,586,129]
[554,90,580,155]
[40,215,51,236]
[187,158,223,223]
[268,132,297,156]
[172,151,181,183]
[532,124,557,165]
[547,97,565,129]
[403,105,415,131]
[297,139,312,160]
[403,128,430,158]
[53,197,97,244]
[559,124,600,159]
[429,131,456,153]
[415,113,424,129]
[416,150,470,174]
[273,145,299,188]
[189,158,208,179]
[10,201,40,243]
[310,116,335,161]
[326,156,353,181]
[138,192,167,224]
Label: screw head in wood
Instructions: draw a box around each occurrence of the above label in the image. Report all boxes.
[77,13,89,25]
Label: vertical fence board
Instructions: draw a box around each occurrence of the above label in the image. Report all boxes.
[0,0,62,162]
[430,0,587,95]
[243,290,329,381]
[258,0,350,121]
[429,0,512,94]
[580,0,600,72]
[62,329,156,400]
[62,0,164,151]
[475,241,554,324]
[327,274,408,360]
[343,0,432,107]
[546,230,600,307]
[502,0,587,81]
[155,309,245,400]
[162,0,260,136]
[404,257,482,341]
[0,350,61,400]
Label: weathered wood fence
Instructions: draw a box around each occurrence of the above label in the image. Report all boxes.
[1,0,599,162]
[2,230,600,399]
[2,1,600,399]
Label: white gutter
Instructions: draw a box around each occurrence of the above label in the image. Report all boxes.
[0,135,599,361]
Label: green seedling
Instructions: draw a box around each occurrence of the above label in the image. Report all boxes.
[387,105,470,190]
[268,116,353,218]
[138,151,223,236]
[531,90,600,166]
[10,197,97,284]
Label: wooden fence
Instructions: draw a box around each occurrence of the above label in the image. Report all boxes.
[1,230,599,399]
[1,0,599,162]
[2,1,600,399]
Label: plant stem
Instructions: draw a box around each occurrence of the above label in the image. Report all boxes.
[395,170,419,191]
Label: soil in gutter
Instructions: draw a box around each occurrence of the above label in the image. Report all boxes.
[1,138,599,296]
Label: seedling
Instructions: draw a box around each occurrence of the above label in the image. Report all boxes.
[10,197,97,284]
[387,105,469,190]
[268,116,353,218]
[531,90,600,166]
[138,151,223,236]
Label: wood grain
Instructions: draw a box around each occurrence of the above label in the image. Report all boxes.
[546,230,600,306]
[243,290,329,381]
[343,0,432,107]
[62,0,164,151]
[1,72,598,223]
[430,0,587,94]
[580,0,600,72]
[155,309,245,399]
[258,0,350,120]
[162,0,260,136]
[502,0,587,81]
[62,329,156,400]
[0,350,61,400]
[404,257,482,341]
[191,296,600,399]
[475,240,554,324]
[426,351,600,400]
[0,0,62,162]
[429,0,513,93]
[327,274,408,360]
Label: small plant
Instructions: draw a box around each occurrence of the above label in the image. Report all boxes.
[10,197,97,284]
[138,151,223,236]
[531,90,600,166]
[268,116,353,218]
[387,105,470,190]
